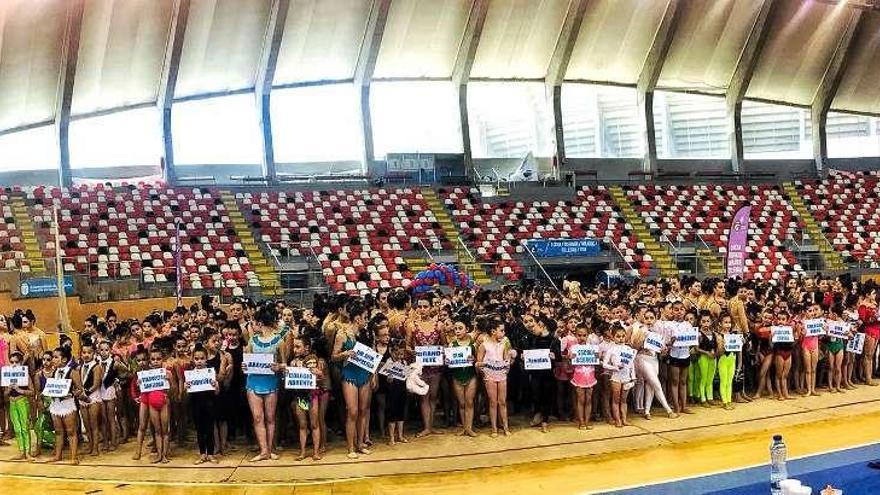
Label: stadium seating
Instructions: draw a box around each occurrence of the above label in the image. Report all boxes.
[625,184,804,279]
[27,183,258,294]
[236,188,451,293]
[795,171,880,264]
[440,186,644,280]
[0,191,28,271]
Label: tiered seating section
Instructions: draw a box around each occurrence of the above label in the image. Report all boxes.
[27,184,259,295]
[795,171,880,264]
[0,191,28,271]
[440,186,645,280]
[237,188,451,293]
[625,184,804,279]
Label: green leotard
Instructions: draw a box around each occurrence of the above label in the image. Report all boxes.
[450,337,476,385]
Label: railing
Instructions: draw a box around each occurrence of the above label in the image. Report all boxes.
[522,242,559,291]
[609,242,635,273]
[416,237,437,262]
[658,233,678,265]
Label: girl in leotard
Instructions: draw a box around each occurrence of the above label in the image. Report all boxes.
[754,309,776,399]
[135,344,174,463]
[98,340,127,452]
[566,324,597,430]
[185,343,219,465]
[449,318,477,437]
[332,300,373,459]
[243,303,283,462]
[130,345,150,461]
[47,346,84,464]
[370,315,391,442]
[631,308,677,420]
[858,288,879,387]
[384,342,409,446]
[825,305,848,393]
[716,313,738,410]
[0,314,10,445]
[407,296,445,438]
[603,326,636,428]
[772,311,795,401]
[204,328,232,454]
[476,317,511,438]
[287,336,327,461]
[801,300,823,397]
[78,339,104,457]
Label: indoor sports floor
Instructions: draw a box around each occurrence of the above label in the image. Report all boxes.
[2,386,879,494]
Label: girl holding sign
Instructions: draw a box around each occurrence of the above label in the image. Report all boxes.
[631,309,677,420]
[603,326,635,428]
[288,336,327,461]
[3,351,34,460]
[825,306,848,393]
[449,319,477,437]
[97,340,128,451]
[772,312,795,401]
[801,301,824,397]
[695,313,719,407]
[333,300,374,459]
[243,303,283,462]
[186,343,219,464]
[476,317,511,438]
[567,325,597,430]
[407,297,445,438]
[135,344,175,464]
[47,346,84,464]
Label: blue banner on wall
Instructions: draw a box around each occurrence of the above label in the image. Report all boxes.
[527,238,601,258]
[20,277,74,298]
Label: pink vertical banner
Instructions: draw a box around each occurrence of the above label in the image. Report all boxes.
[175,222,182,307]
[725,206,751,279]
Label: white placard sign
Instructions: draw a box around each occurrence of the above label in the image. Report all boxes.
[0,365,29,387]
[482,359,509,373]
[771,326,795,343]
[724,333,743,352]
[673,324,699,347]
[378,359,408,381]
[847,333,866,355]
[618,345,636,367]
[184,368,216,393]
[138,368,170,392]
[804,319,826,337]
[284,367,317,390]
[643,332,665,353]
[243,353,275,375]
[347,342,382,374]
[828,321,850,340]
[444,346,472,368]
[570,344,599,366]
[523,349,552,370]
[415,345,444,367]
[42,378,71,398]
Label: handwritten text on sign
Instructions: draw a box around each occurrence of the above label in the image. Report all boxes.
[0,365,29,387]
[847,333,866,355]
[523,349,551,370]
[803,319,826,337]
[570,344,599,366]
[243,353,275,375]
[285,367,317,390]
[771,326,795,343]
[828,321,850,339]
[378,360,407,381]
[42,378,71,398]
[673,325,699,347]
[415,345,444,367]
[347,342,381,374]
[724,333,743,352]
[138,368,170,393]
[444,346,472,368]
[184,368,216,393]
[618,346,636,367]
[482,359,509,373]
[643,331,665,353]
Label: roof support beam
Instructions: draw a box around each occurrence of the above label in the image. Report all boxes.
[635,0,681,175]
[726,0,776,173]
[157,0,191,186]
[546,0,588,180]
[354,0,392,176]
[452,0,489,179]
[55,0,85,188]
[811,7,863,176]
[255,0,290,185]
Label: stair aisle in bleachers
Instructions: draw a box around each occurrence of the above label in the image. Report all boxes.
[220,190,282,297]
[608,185,678,278]
[783,182,846,272]
[11,195,46,274]
[422,189,492,286]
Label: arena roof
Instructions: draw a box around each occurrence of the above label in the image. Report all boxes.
[0,0,878,181]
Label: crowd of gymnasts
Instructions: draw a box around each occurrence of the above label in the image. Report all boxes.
[0,273,878,465]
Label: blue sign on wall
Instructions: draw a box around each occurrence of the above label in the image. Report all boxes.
[527,238,602,258]
[20,277,74,298]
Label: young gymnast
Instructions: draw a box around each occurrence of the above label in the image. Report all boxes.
[185,343,219,464]
[476,317,511,438]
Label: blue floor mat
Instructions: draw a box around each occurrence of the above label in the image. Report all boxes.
[609,443,880,495]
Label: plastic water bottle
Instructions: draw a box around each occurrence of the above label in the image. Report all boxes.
[770,434,788,495]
